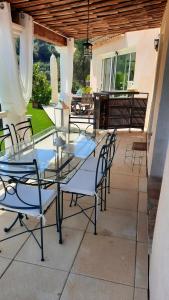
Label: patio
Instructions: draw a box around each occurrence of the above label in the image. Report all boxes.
[2,0,169,298]
[0,131,148,300]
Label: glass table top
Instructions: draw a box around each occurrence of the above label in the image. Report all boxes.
[0,126,107,184]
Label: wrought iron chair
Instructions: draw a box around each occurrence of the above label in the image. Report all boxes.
[60,144,109,236]
[11,119,33,145]
[0,124,14,152]
[68,114,96,134]
[79,130,117,201]
[80,94,94,116]
[0,160,57,261]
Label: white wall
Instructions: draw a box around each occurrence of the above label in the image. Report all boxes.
[147,0,169,176]
[150,141,169,300]
[90,29,159,130]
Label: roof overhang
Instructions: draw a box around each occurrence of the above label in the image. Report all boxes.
[9,0,167,41]
[11,10,67,46]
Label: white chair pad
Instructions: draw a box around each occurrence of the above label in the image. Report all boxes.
[0,184,57,217]
[81,156,98,171]
[61,169,103,196]
[80,156,107,174]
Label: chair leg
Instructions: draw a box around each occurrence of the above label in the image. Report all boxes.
[19,213,24,227]
[108,168,111,194]
[4,213,23,233]
[94,195,97,235]
[100,184,103,211]
[57,184,62,244]
[55,196,59,233]
[74,194,78,206]
[61,191,63,224]
[40,217,44,261]
[104,177,107,211]
[69,193,74,207]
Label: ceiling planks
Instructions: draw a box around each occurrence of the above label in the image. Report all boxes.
[9,0,167,39]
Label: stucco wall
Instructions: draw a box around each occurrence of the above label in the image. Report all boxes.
[147,0,169,177]
[150,141,169,300]
[90,29,159,130]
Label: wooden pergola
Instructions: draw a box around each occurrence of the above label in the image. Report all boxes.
[9,0,167,45]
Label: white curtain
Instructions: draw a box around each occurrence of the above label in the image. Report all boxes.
[50,53,58,103]
[19,12,33,104]
[0,2,33,116]
[56,38,74,108]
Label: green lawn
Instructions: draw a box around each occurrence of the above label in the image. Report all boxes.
[26,103,53,134]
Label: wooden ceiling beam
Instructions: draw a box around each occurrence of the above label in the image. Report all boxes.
[11,11,67,45]
[8,0,166,40]
[22,0,165,16]
[34,23,67,45]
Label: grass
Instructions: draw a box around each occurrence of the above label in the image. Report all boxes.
[26,102,53,134]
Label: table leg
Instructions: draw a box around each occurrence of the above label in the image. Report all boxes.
[57,183,62,244]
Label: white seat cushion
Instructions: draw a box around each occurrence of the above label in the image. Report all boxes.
[0,184,57,217]
[61,169,103,196]
[81,156,108,174]
[81,156,98,171]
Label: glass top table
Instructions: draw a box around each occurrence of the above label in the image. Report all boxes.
[0,126,107,185]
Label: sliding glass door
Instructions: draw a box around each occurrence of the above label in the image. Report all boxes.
[102,52,136,91]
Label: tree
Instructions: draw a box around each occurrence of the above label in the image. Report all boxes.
[33,39,59,63]
[32,63,51,106]
[72,40,90,93]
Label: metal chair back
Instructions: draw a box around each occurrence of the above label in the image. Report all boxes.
[68,114,96,134]
[0,125,14,152]
[106,130,117,161]
[95,144,109,190]
[12,119,33,144]
[0,160,42,213]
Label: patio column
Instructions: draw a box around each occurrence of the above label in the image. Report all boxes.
[56,38,74,109]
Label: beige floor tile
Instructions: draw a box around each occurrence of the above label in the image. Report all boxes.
[0,234,29,260]
[111,162,146,177]
[135,243,148,289]
[111,163,136,176]
[137,213,148,242]
[0,260,67,300]
[87,208,137,240]
[61,273,134,300]
[138,193,147,213]
[72,233,136,286]
[46,197,92,231]
[0,257,11,277]
[110,174,138,190]
[0,211,34,259]
[139,178,147,193]
[107,189,138,211]
[134,288,148,300]
[16,227,84,271]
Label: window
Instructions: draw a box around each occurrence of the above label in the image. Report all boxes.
[102,52,136,91]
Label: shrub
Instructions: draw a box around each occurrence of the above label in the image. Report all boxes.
[32,63,51,106]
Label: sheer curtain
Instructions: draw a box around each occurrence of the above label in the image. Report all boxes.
[19,12,33,104]
[50,53,58,104]
[56,38,74,108]
[0,2,33,116]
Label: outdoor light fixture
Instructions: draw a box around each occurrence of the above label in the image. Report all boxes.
[154,35,160,51]
[83,0,92,58]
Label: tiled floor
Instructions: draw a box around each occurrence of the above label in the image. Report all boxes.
[0,132,148,300]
